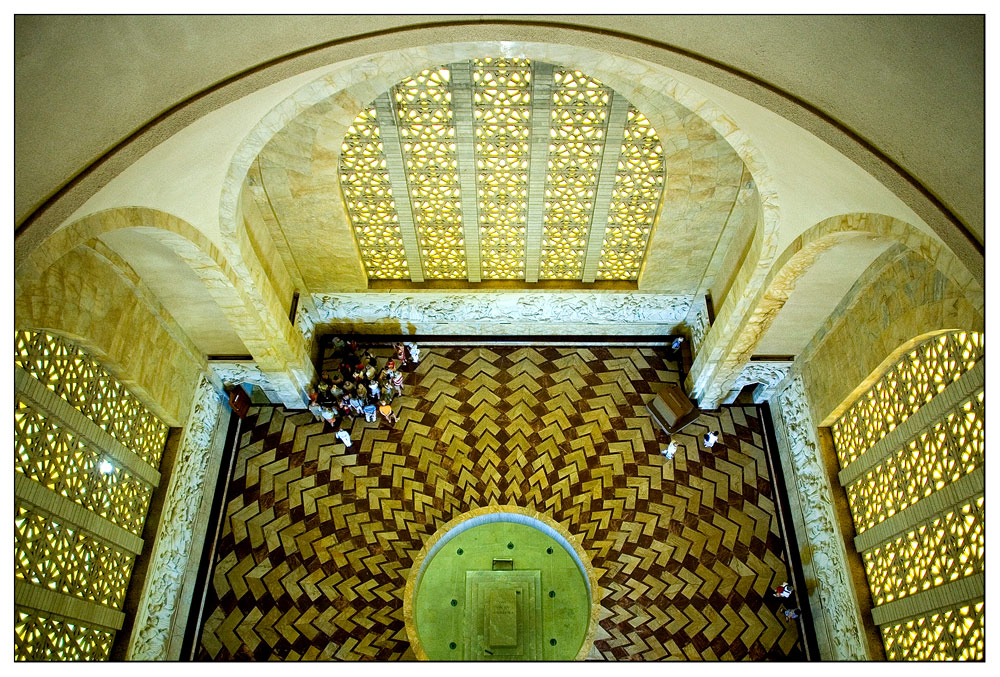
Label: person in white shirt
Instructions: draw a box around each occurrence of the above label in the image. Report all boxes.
[335,426,352,448]
[661,440,678,460]
[704,430,719,448]
[773,582,793,598]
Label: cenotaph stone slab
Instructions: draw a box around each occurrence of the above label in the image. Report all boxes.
[464,570,542,660]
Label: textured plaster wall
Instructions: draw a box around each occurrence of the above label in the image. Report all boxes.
[795,245,984,427]
[17,16,979,242]
[14,244,205,425]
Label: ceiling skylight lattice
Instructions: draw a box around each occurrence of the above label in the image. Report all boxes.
[339,59,666,283]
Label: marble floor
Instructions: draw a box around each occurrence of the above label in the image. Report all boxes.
[194,345,805,660]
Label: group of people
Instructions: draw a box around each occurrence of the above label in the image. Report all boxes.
[773,581,800,621]
[308,339,421,446]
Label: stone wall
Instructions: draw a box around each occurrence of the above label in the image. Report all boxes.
[239,185,296,318]
[766,241,985,660]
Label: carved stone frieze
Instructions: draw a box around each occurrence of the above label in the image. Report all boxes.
[775,375,868,660]
[127,375,224,660]
[689,303,709,352]
[299,292,692,337]
[208,360,307,409]
[722,360,792,404]
[209,361,270,388]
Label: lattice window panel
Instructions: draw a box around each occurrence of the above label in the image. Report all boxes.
[394,67,467,279]
[845,388,984,533]
[14,330,169,467]
[474,57,531,279]
[15,609,115,661]
[863,496,984,606]
[15,504,135,609]
[15,396,154,536]
[832,331,984,469]
[341,60,669,283]
[880,600,985,661]
[540,69,610,279]
[339,106,410,279]
[597,107,664,280]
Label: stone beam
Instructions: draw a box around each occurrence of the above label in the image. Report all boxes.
[373,93,425,283]
[581,92,630,283]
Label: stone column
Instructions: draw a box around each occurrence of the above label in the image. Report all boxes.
[772,374,870,660]
[126,375,228,660]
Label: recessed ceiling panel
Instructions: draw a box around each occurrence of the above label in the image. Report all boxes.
[339,58,665,283]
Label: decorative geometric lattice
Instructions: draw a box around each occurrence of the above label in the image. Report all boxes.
[14,396,154,535]
[14,329,169,468]
[845,388,984,534]
[830,332,986,661]
[15,504,135,609]
[474,57,531,279]
[395,67,467,279]
[340,60,667,284]
[832,331,984,469]
[862,496,985,606]
[540,68,609,279]
[880,600,985,661]
[339,106,410,279]
[597,107,664,280]
[14,609,116,662]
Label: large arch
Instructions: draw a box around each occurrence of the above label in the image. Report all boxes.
[689,212,984,409]
[17,18,980,287]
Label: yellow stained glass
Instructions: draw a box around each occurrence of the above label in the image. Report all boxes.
[832,331,983,469]
[881,601,984,660]
[339,106,410,279]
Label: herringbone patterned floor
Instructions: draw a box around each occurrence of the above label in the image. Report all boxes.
[195,346,804,660]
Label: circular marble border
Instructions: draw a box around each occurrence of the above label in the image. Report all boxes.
[403,504,602,661]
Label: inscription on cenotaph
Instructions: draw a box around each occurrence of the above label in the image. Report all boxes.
[486,588,518,647]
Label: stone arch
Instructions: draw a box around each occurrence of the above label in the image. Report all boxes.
[800,240,985,427]
[16,207,242,304]
[15,207,266,351]
[16,206,314,408]
[690,212,983,408]
[15,241,205,425]
[221,41,778,290]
